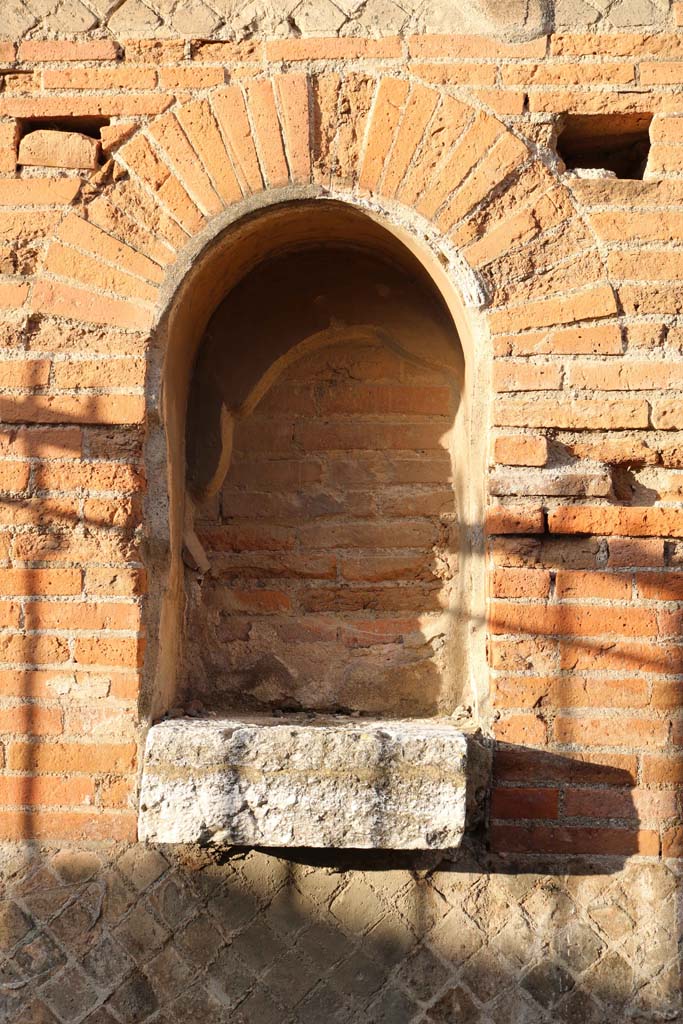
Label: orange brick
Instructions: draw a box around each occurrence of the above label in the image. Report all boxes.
[382,83,439,197]
[119,133,170,191]
[42,68,157,91]
[149,112,222,217]
[0,704,62,735]
[637,571,683,600]
[440,132,529,232]
[56,215,164,284]
[494,323,623,357]
[0,394,144,425]
[0,283,28,311]
[245,79,289,189]
[608,538,665,567]
[554,715,669,748]
[495,397,648,429]
[31,280,153,332]
[25,602,139,632]
[266,37,401,61]
[0,774,95,805]
[494,713,548,746]
[555,570,631,600]
[489,284,618,334]
[18,40,119,60]
[0,461,29,492]
[211,86,263,193]
[74,637,145,668]
[359,77,410,193]
[0,96,172,119]
[565,788,677,821]
[408,34,546,59]
[549,506,683,538]
[52,358,144,390]
[568,360,683,390]
[417,113,503,220]
[45,241,158,305]
[494,435,548,466]
[159,67,225,90]
[490,601,657,637]
[493,674,649,710]
[411,63,498,87]
[8,739,136,773]
[0,427,82,460]
[0,808,136,840]
[493,363,562,392]
[0,358,50,389]
[486,503,544,535]
[0,568,81,595]
[503,61,634,86]
[175,98,242,205]
[274,74,311,184]
[0,179,81,206]
[491,568,551,599]
[0,633,68,664]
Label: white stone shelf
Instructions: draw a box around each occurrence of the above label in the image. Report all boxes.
[138,715,468,850]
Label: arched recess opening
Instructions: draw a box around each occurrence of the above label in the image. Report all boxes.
[146,196,487,728]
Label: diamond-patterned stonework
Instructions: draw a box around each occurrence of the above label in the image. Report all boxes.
[0,842,680,1023]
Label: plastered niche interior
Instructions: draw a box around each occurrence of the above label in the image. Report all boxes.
[153,199,485,721]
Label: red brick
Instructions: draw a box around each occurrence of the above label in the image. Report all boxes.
[494,747,637,786]
[490,787,559,820]
[0,179,81,206]
[490,824,658,856]
[0,461,29,492]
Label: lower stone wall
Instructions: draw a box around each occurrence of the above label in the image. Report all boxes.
[1,842,679,1024]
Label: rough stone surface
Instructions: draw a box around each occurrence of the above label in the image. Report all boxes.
[139,716,468,849]
[18,130,100,171]
[7,0,675,40]
[0,843,680,1023]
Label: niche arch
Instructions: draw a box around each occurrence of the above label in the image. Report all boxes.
[146,191,489,724]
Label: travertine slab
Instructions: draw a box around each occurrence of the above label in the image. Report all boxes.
[138,716,468,849]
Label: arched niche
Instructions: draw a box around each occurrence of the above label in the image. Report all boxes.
[146,196,488,725]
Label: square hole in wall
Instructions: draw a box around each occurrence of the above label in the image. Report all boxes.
[557,113,653,179]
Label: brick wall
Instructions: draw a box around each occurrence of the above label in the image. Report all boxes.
[0,23,683,855]
[2,9,683,1022]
